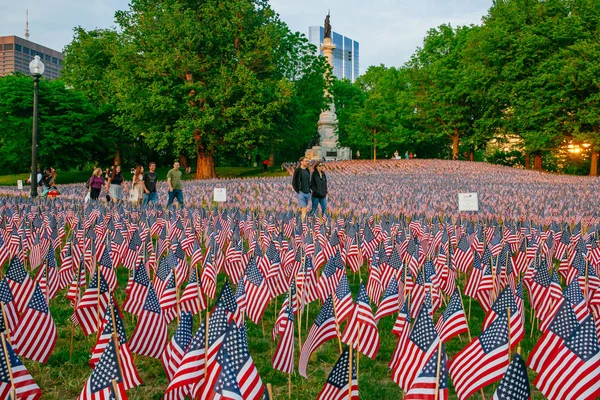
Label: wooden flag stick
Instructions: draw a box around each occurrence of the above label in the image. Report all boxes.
[434,340,443,400]
[1,333,16,400]
[205,310,209,378]
[97,264,102,331]
[111,380,121,400]
[288,372,291,400]
[267,383,273,400]
[507,307,511,363]
[174,268,180,324]
[1,302,10,344]
[348,344,353,400]
[331,296,343,354]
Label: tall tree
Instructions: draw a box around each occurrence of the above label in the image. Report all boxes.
[103,0,325,178]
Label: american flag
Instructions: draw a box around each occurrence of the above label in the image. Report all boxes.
[405,342,448,400]
[159,272,178,324]
[392,304,440,391]
[534,316,600,400]
[528,300,581,373]
[98,247,117,293]
[233,277,246,326]
[341,282,380,359]
[122,259,150,317]
[37,246,58,300]
[90,302,141,390]
[122,229,142,270]
[493,353,530,400]
[272,296,294,374]
[366,254,383,306]
[129,285,168,358]
[435,288,468,342]
[453,235,474,273]
[0,334,42,400]
[191,305,231,399]
[375,276,400,322]
[179,267,206,316]
[316,347,358,400]
[449,312,509,400]
[317,255,343,302]
[333,274,354,323]
[12,283,57,363]
[212,346,243,400]
[0,278,19,333]
[299,295,339,378]
[78,336,128,400]
[75,268,111,335]
[5,257,35,315]
[243,257,271,324]
[202,247,217,300]
[482,286,524,348]
[165,322,207,398]
[224,322,263,400]
[162,311,193,381]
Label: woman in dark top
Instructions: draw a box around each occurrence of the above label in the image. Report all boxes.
[106,165,128,203]
[309,161,328,217]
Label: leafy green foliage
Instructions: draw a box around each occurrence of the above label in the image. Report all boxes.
[0,74,111,172]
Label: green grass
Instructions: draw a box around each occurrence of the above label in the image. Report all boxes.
[27,263,546,399]
[0,166,289,186]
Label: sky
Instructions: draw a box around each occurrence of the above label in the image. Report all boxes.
[0,0,494,72]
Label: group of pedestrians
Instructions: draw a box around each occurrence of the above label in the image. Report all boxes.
[292,156,328,221]
[87,161,187,207]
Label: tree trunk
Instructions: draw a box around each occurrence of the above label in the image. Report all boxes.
[196,145,216,179]
[452,133,459,160]
[469,150,474,161]
[525,153,531,169]
[114,149,122,167]
[534,154,543,171]
[373,128,377,161]
[179,155,188,169]
[590,152,599,176]
[269,152,275,167]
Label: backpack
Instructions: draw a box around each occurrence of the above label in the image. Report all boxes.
[37,172,43,187]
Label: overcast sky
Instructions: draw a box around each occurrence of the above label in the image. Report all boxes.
[0,0,493,71]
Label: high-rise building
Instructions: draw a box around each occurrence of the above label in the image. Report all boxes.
[308,26,359,82]
[0,36,64,80]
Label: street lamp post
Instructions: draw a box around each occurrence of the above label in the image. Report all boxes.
[29,55,44,198]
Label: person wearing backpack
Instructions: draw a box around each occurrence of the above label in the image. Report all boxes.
[87,168,105,200]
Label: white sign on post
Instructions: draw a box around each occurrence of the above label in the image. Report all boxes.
[458,192,479,212]
[17,180,23,190]
[213,188,227,202]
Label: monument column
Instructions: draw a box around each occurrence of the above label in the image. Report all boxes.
[305,13,352,161]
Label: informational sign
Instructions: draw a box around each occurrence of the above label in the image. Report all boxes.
[458,192,479,212]
[17,180,23,190]
[213,188,227,202]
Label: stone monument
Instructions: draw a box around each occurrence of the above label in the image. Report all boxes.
[305,13,352,161]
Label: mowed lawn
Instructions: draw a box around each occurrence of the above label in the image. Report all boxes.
[0,166,289,186]
[26,263,546,400]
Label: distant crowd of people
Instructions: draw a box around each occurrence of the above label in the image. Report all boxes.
[26,167,59,197]
[86,161,191,207]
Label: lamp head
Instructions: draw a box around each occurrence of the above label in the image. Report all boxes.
[29,55,45,77]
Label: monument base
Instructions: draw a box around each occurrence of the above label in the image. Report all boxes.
[305,146,352,161]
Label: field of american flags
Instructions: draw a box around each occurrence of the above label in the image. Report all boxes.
[0,160,598,399]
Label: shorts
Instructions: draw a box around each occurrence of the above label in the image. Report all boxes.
[296,192,311,208]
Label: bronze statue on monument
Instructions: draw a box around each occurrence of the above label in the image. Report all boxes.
[324,12,331,39]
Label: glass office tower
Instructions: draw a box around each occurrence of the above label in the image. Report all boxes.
[308,26,359,82]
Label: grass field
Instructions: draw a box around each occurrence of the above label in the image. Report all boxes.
[0,166,289,186]
[26,263,546,400]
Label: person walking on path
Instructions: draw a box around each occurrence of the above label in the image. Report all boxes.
[130,165,144,205]
[167,161,184,207]
[106,165,128,203]
[309,161,328,217]
[292,156,311,221]
[87,168,105,200]
[142,162,159,205]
